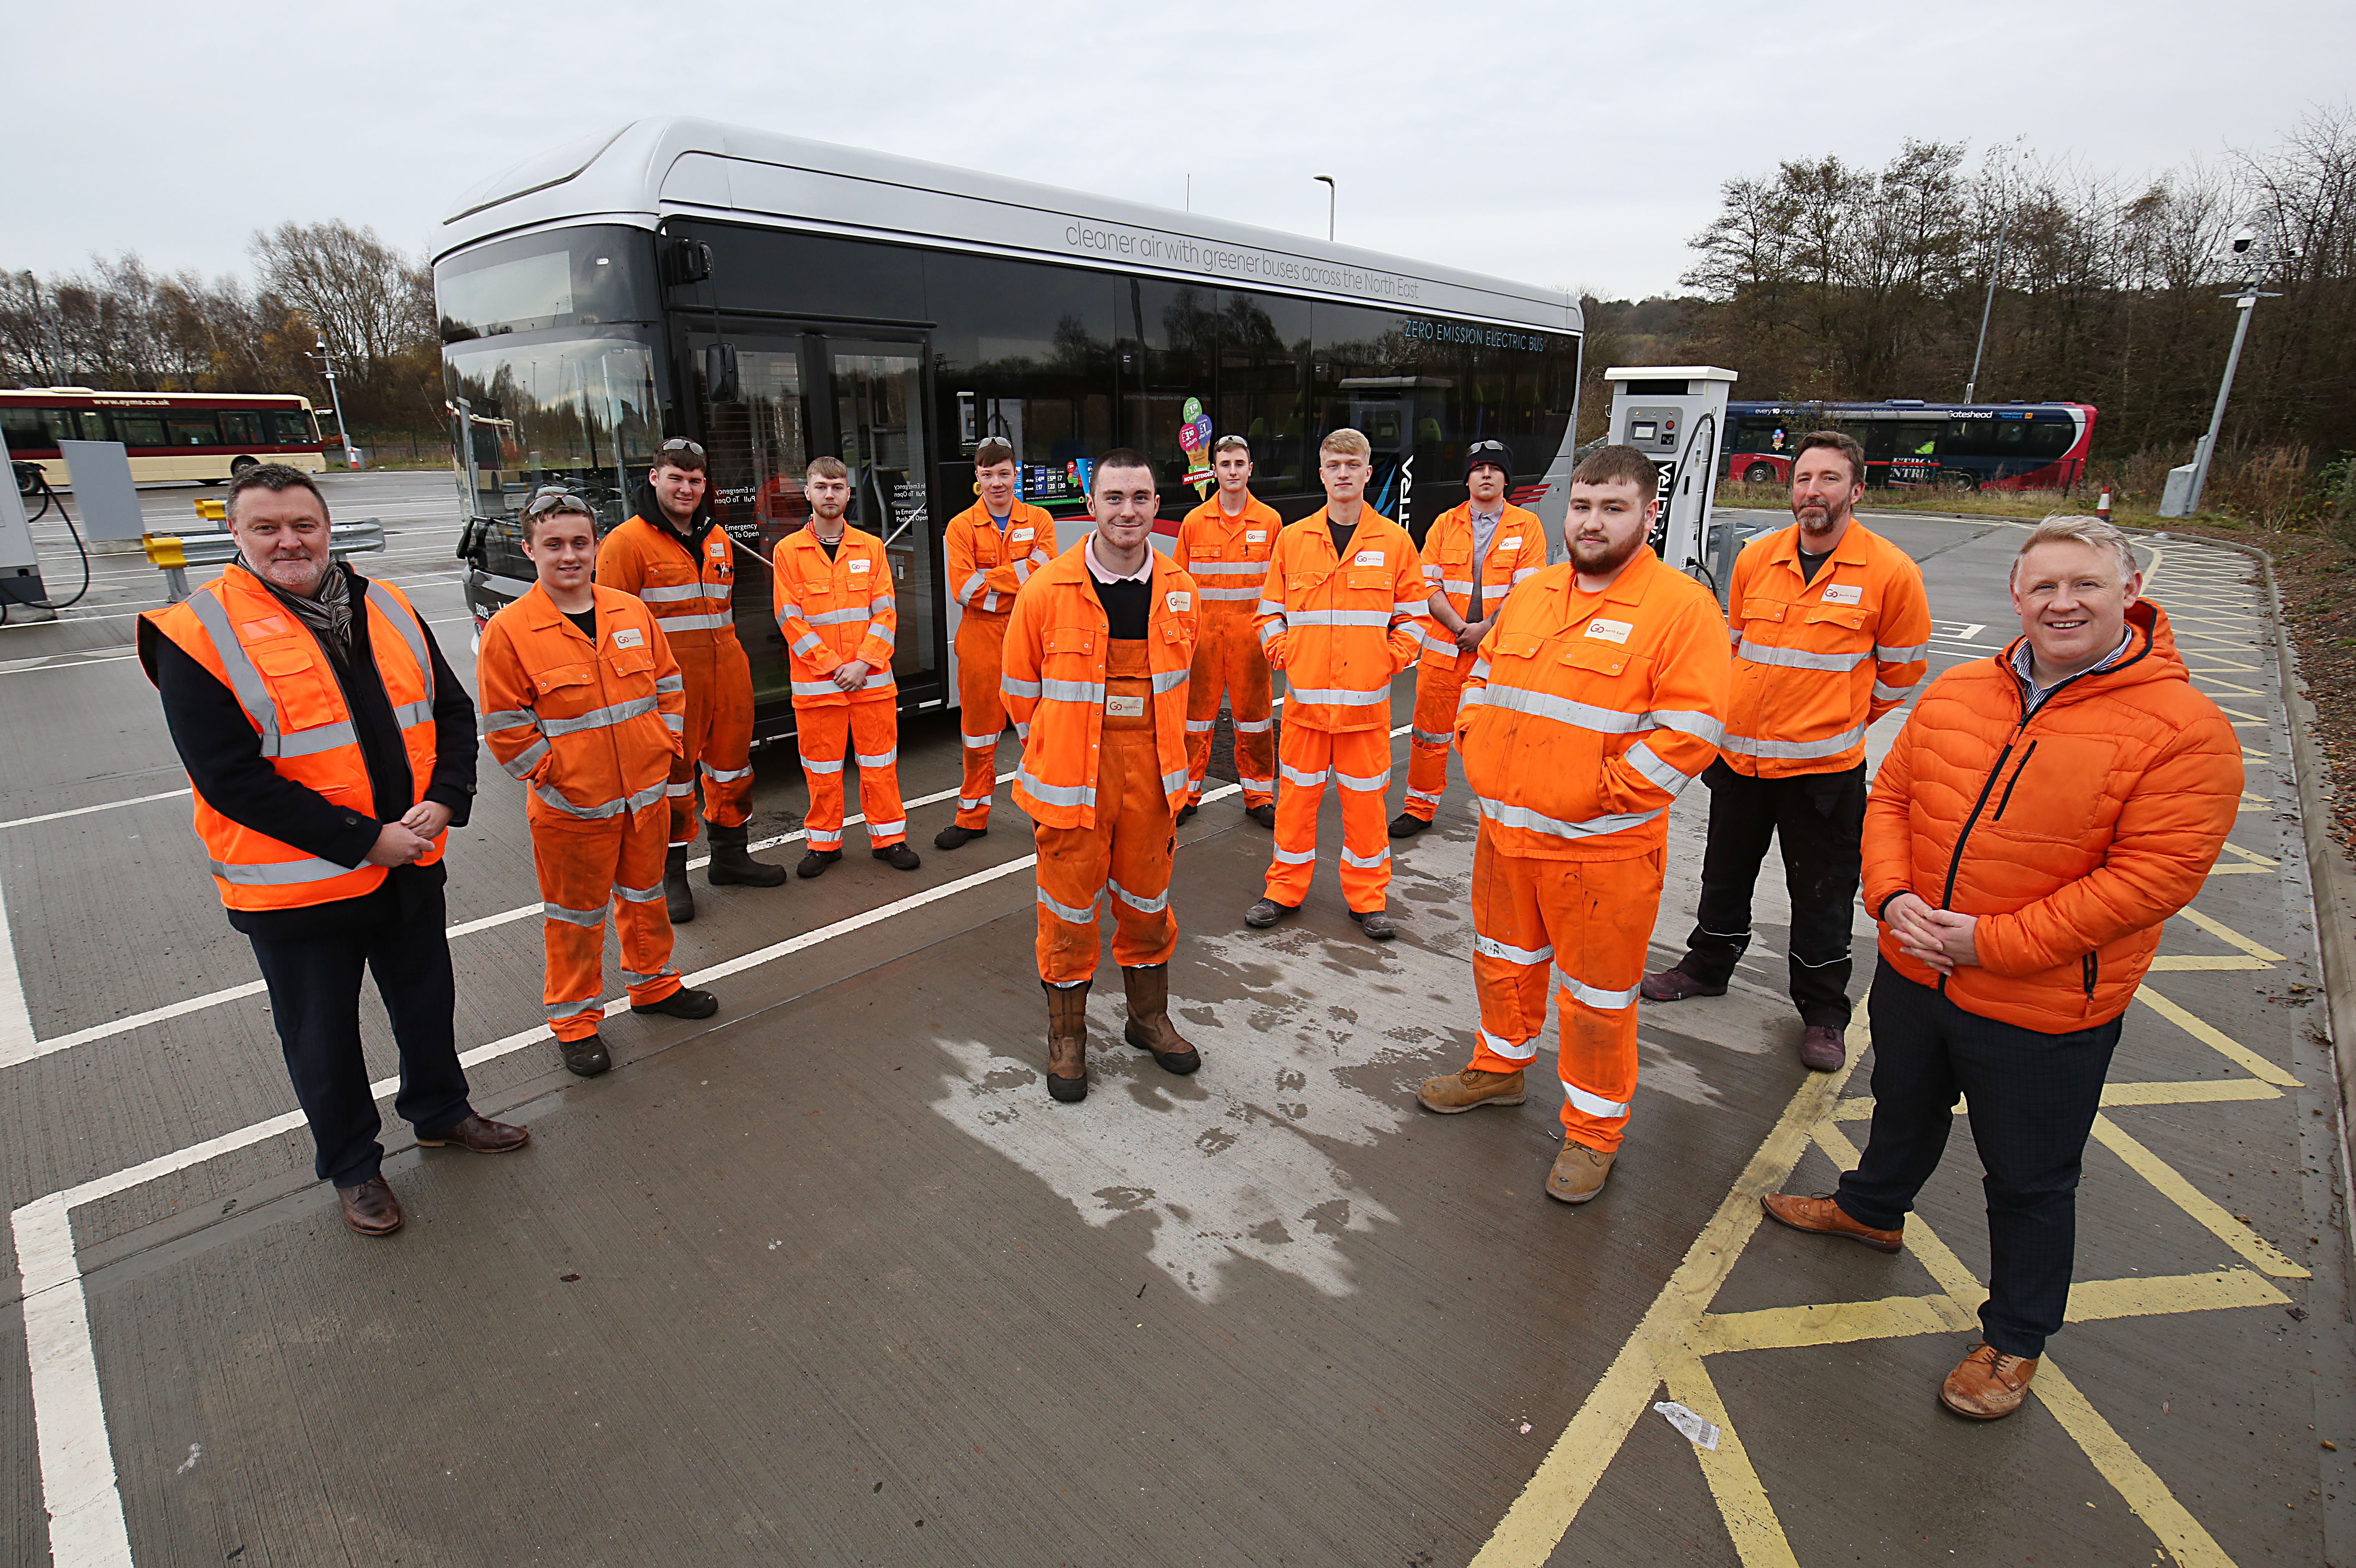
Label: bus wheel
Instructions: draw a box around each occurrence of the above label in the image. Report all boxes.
[1744,464,1775,483]
[1944,471,1977,492]
[230,457,258,478]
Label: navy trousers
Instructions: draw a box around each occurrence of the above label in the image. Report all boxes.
[1836,958,2121,1359]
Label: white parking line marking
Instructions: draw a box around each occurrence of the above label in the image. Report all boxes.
[0,790,194,832]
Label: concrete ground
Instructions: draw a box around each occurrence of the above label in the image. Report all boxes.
[0,476,2348,1566]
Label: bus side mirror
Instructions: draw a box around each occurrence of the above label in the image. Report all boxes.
[663,238,714,286]
[705,342,740,403]
[455,518,483,563]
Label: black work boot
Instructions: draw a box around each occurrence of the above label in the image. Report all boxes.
[663,845,696,924]
[707,822,788,887]
[1045,981,1090,1103]
[556,1033,611,1078]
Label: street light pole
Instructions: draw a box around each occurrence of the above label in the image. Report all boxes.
[307,335,359,470]
[1963,205,2010,404]
[1313,175,1335,242]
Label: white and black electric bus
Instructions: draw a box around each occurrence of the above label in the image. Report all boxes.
[435,118,1584,736]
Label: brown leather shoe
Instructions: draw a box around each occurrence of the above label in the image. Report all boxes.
[1640,964,1725,1002]
[1760,1192,1903,1252]
[1417,1066,1526,1113]
[1546,1139,1616,1204]
[1940,1343,2039,1420]
[338,1175,403,1236]
[1121,964,1201,1075]
[1046,981,1089,1103]
[416,1115,531,1154]
[1799,1025,1846,1072]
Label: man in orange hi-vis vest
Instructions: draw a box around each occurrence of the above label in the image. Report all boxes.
[1172,434,1282,826]
[1417,445,1731,1206]
[1245,427,1424,941]
[938,436,1060,850]
[1000,449,1202,1103]
[479,490,721,1081]
[1393,437,1550,837]
[141,465,526,1239]
[596,438,789,922]
[1641,429,1932,1073]
[771,456,920,876]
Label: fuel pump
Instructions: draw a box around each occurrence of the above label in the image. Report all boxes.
[1605,366,1737,590]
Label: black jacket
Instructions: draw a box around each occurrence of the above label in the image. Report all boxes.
[139,562,476,935]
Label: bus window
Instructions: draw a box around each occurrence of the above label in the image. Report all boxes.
[166,413,220,447]
[2025,421,2074,459]
[109,411,167,447]
[264,410,318,445]
[2,406,72,453]
[219,411,261,446]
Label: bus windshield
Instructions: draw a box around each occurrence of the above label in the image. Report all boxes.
[442,331,661,528]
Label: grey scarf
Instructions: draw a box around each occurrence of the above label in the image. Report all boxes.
[260,560,356,662]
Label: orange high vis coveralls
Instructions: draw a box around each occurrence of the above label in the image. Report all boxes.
[1254,510,1423,912]
[477,583,689,1040]
[595,509,751,846]
[137,568,444,910]
[946,497,1060,827]
[1172,491,1283,807]
[1454,552,1731,1151]
[1720,521,1932,775]
[1000,542,1199,984]
[772,523,906,850]
[1403,499,1549,822]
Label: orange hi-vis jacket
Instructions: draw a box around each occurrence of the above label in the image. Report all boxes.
[1172,492,1283,608]
[771,523,897,707]
[139,566,444,911]
[596,512,739,650]
[477,584,687,822]
[1722,520,1932,777]
[1413,500,1549,657]
[1000,541,1201,829]
[947,498,1058,616]
[1255,509,1423,730]
[1457,551,1732,861]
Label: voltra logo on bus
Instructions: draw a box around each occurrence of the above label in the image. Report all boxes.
[1060,224,1421,303]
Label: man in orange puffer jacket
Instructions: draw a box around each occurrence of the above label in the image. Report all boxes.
[1762,516,2240,1423]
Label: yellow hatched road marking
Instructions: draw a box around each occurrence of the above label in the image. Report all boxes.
[2146,954,2270,971]
[2085,1115,2310,1278]
[1657,1346,1801,1568]
[1835,1076,2283,1125]
[2238,792,2273,812]
[2217,840,2278,866]
[2133,986,2300,1085]
[2172,905,2287,962]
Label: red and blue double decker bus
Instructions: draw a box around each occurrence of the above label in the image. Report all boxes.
[1722,399,2095,492]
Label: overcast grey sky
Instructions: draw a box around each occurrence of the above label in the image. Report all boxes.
[7,0,2351,301]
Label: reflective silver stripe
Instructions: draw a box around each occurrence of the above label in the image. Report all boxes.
[1876,641,1928,662]
[665,780,696,797]
[1016,765,1096,808]
[546,998,599,1019]
[1001,676,1044,700]
[1479,684,1648,735]
[532,777,667,820]
[277,720,361,758]
[701,762,754,781]
[363,582,434,705]
[1440,579,1478,595]
[1404,788,1440,806]
[1422,565,1443,582]
[1012,559,1033,583]
[1392,600,1426,618]
[958,797,990,810]
[1481,1027,1540,1062]
[1200,585,1262,602]
[774,600,804,619]
[791,633,825,655]
[1721,722,1868,761]
[543,901,606,927]
[1460,687,1489,713]
[1556,969,1642,1010]
[654,674,684,694]
[1471,658,1491,680]
[619,965,678,985]
[957,572,987,603]
[1187,560,1268,575]
[1623,741,1694,795]
[614,881,664,904]
[481,707,537,732]
[1232,717,1273,734]
[871,595,896,612]
[541,696,659,737]
[1332,767,1390,792]
[855,747,898,768]
[805,606,871,626]
[866,625,897,650]
[500,738,549,779]
[1647,709,1725,745]
[1474,795,1664,840]
[960,731,1000,748]
[1257,621,1284,646]
[1339,845,1389,868]
[662,714,684,732]
[1511,568,1539,585]
[652,611,733,632]
[1411,727,1451,746]
[1475,931,1554,965]
[1253,599,1287,617]
[1012,722,1029,741]
[1270,844,1316,864]
[637,583,705,602]
[1279,763,1328,787]
[1872,680,1916,702]
[1237,773,1274,791]
[1736,636,1866,672]
[802,756,845,774]
[1561,1079,1632,1118]
[390,699,434,729]
[1040,679,1107,703]
[865,819,907,837]
[1185,719,1216,733]
[185,589,281,755]
[980,590,1007,613]
[1283,608,1394,628]
[210,853,354,886]
[1150,668,1188,693]
[1285,686,1390,707]
[1108,879,1170,914]
[1037,885,1100,923]
[1159,767,1189,795]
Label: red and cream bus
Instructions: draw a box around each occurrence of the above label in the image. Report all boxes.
[2,388,328,491]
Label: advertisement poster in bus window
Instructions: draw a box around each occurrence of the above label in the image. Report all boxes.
[1178,396,1213,498]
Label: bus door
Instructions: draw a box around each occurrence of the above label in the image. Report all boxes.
[824,339,939,705]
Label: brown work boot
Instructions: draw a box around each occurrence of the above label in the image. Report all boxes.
[416,1114,532,1154]
[1939,1343,2039,1420]
[1417,1066,1526,1113]
[1121,964,1202,1075]
[1546,1138,1616,1204]
[1799,1025,1846,1072]
[338,1175,404,1236]
[1760,1192,1904,1253]
[1046,981,1090,1103]
[1640,963,1724,1002]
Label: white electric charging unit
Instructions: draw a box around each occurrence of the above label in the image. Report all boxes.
[1604,366,1738,588]
[0,469,53,618]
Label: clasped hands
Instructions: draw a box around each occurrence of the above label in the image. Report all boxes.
[1881,891,1978,974]
[367,801,453,867]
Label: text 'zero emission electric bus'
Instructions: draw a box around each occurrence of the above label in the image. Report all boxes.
[434,118,1584,740]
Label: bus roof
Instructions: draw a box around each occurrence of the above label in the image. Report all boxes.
[434,118,1580,336]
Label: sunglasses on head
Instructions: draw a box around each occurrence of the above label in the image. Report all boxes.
[659,438,706,457]
[522,488,595,520]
